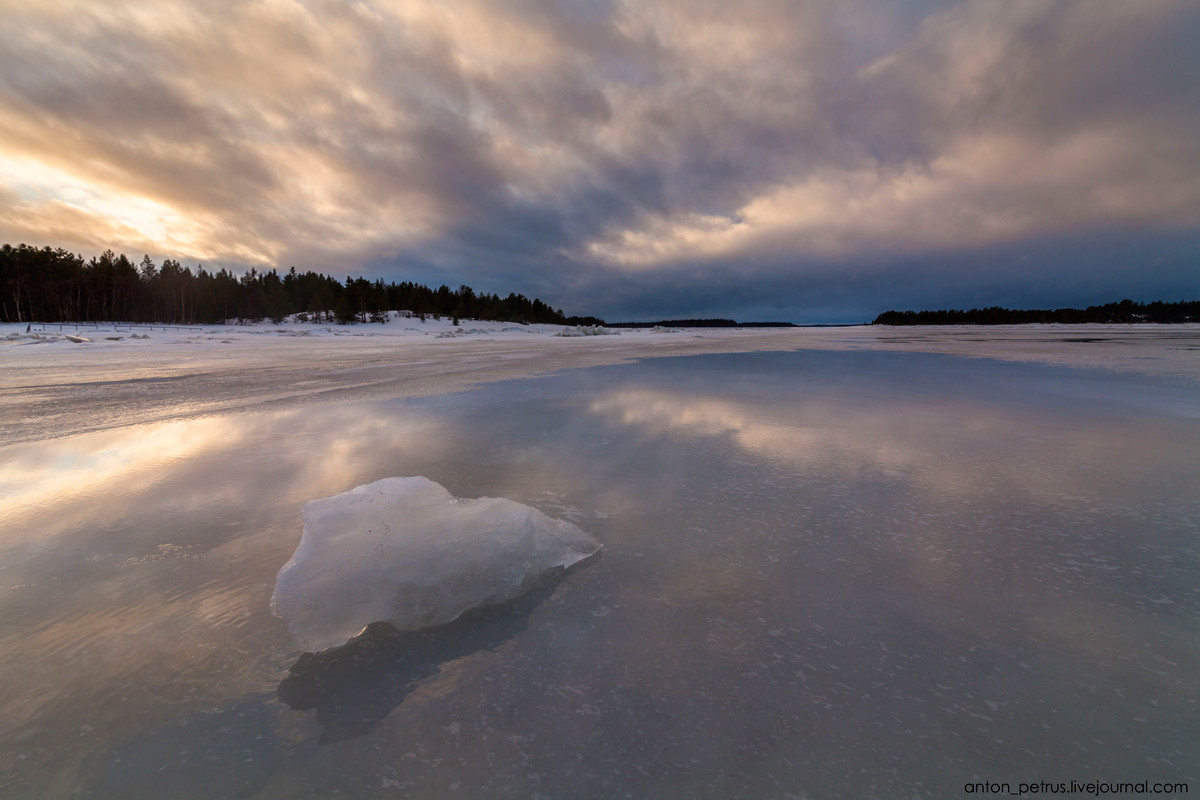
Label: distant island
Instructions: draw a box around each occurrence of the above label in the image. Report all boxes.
[607,319,797,328]
[872,299,1199,326]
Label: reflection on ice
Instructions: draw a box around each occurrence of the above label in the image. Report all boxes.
[586,376,1200,505]
[0,406,449,537]
[1,347,1197,798]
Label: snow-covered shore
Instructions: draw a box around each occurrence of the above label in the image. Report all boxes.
[0,316,808,445]
[3,317,1198,446]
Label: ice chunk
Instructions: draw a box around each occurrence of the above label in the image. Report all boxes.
[271,476,601,652]
[555,325,619,337]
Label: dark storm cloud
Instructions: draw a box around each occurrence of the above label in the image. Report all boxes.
[1,0,1197,318]
[546,227,1200,324]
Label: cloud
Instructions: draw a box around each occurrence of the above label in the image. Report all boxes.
[580,0,1200,268]
[0,0,1197,317]
[583,123,1200,267]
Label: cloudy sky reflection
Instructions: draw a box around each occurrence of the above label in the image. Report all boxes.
[2,350,1198,796]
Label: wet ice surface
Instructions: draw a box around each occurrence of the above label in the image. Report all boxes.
[1,347,1198,798]
[4,321,1198,447]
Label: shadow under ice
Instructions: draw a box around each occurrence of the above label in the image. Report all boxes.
[277,582,561,744]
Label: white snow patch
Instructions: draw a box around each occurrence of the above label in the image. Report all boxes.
[436,327,495,338]
[271,476,601,652]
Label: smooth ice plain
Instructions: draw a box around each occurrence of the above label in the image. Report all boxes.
[1,324,1198,798]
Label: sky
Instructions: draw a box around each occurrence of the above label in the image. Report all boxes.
[1,0,1198,322]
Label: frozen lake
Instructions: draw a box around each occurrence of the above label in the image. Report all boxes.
[2,332,1199,798]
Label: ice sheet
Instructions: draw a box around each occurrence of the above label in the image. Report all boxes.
[3,320,1197,447]
[271,476,601,652]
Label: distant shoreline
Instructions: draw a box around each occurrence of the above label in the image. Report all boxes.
[872,299,1199,326]
[605,318,798,328]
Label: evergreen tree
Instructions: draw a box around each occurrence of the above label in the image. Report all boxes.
[0,241,601,326]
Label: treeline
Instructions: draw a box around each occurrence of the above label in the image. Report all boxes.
[0,242,598,326]
[872,299,1200,326]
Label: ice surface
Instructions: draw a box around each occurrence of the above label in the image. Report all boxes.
[271,476,601,651]
[5,320,1197,449]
